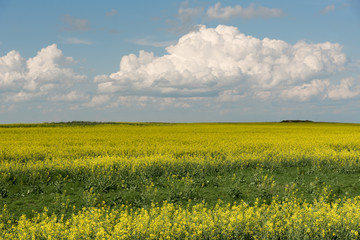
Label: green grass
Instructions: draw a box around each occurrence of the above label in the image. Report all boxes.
[1,163,360,221]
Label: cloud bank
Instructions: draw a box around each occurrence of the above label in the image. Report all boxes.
[95,25,349,107]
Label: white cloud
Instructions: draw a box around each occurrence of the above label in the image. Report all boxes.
[0,50,26,90]
[94,74,109,83]
[0,44,86,103]
[281,79,330,101]
[25,44,84,91]
[96,25,346,103]
[87,95,111,107]
[61,14,90,32]
[206,2,285,20]
[327,78,360,100]
[4,91,43,102]
[49,91,89,102]
[320,5,335,15]
[281,77,360,101]
[61,37,93,45]
[253,91,271,100]
[105,9,118,17]
[217,89,245,102]
[109,96,199,110]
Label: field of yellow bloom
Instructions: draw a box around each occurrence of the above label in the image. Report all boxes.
[1,122,360,239]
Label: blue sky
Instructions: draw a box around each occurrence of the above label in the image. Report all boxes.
[0,0,360,123]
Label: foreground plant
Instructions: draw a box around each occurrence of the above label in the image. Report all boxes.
[1,196,360,239]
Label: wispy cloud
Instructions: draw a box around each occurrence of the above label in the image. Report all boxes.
[320,5,335,15]
[61,37,93,45]
[206,2,285,20]
[105,9,118,17]
[166,3,204,34]
[61,14,90,32]
[99,28,121,34]
[178,6,204,25]
[167,2,285,33]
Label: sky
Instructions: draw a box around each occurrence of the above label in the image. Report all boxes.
[0,0,360,123]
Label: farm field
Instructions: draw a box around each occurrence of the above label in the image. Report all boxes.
[1,122,360,239]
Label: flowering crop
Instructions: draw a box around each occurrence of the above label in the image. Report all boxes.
[1,123,360,177]
[1,197,360,239]
[1,122,360,239]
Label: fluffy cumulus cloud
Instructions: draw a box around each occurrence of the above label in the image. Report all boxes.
[282,77,360,101]
[95,24,349,108]
[0,50,25,90]
[206,2,285,20]
[327,78,360,100]
[87,95,111,107]
[0,44,87,104]
[281,79,330,101]
[2,25,353,115]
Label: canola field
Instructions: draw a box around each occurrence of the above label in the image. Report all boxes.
[1,122,360,239]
